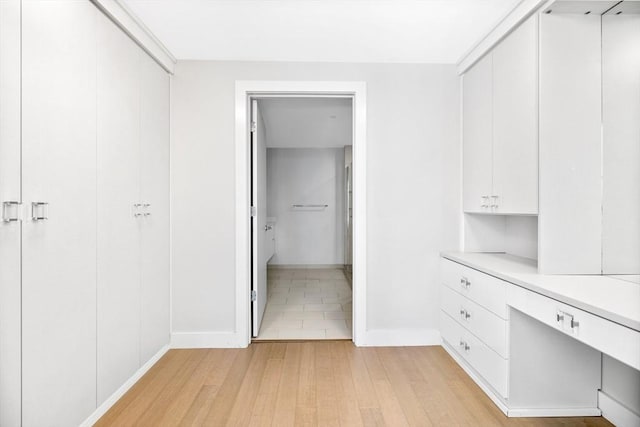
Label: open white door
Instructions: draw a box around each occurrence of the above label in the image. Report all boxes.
[251,99,268,337]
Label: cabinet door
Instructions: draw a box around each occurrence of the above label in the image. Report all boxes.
[0,1,22,425]
[602,13,640,274]
[21,2,98,425]
[463,53,493,213]
[538,15,602,274]
[96,11,142,405]
[139,53,170,362]
[492,15,538,214]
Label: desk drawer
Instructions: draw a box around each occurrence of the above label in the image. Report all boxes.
[507,285,640,371]
[441,310,508,398]
[442,286,508,358]
[442,258,508,319]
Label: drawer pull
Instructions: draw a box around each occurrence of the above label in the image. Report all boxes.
[571,318,579,329]
[460,277,471,289]
[465,311,472,320]
[556,312,564,323]
[458,339,471,352]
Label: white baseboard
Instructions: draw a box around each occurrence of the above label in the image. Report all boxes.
[79,344,170,427]
[599,390,640,427]
[357,328,441,347]
[268,264,344,269]
[442,341,601,418]
[171,331,248,348]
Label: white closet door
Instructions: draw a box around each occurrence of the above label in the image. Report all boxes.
[96,11,142,404]
[492,15,538,215]
[0,1,22,425]
[602,13,640,274]
[139,53,170,362]
[462,54,493,213]
[21,2,98,425]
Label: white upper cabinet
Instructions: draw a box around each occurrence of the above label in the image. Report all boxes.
[463,53,493,213]
[492,15,538,215]
[463,14,539,215]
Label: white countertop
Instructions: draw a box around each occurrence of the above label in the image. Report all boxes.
[441,252,640,332]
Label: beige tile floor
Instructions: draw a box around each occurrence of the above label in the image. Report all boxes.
[254,267,352,340]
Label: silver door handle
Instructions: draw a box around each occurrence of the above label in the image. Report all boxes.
[264,225,273,231]
[2,201,21,222]
[31,202,49,221]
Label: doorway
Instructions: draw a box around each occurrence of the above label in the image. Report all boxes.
[234,81,367,346]
[250,97,353,340]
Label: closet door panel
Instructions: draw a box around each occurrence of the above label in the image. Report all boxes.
[96,11,142,404]
[602,14,640,274]
[492,15,538,214]
[21,2,98,425]
[0,1,22,425]
[463,54,493,213]
[139,53,170,362]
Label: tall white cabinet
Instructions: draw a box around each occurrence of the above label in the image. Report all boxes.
[21,3,99,425]
[0,2,171,426]
[463,15,538,215]
[0,1,23,426]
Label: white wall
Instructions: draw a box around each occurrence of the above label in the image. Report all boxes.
[170,61,460,339]
[267,148,345,266]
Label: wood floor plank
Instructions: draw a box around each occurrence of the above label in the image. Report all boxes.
[148,349,227,426]
[135,350,208,426]
[220,343,272,426]
[200,344,257,425]
[248,357,284,426]
[95,344,614,427]
[271,343,302,427]
[328,342,364,427]
[95,349,193,426]
[362,348,410,427]
[376,347,433,427]
[315,342,340,427]
[295,342,318,426]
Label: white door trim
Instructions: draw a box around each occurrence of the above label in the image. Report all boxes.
[235,80,367,347]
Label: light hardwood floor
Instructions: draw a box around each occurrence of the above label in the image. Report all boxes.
[95,343,613,426]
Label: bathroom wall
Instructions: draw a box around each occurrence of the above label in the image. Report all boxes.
[267,147,345,266]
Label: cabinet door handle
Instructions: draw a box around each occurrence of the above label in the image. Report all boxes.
[490,195,499,208]
[480,195,489,208]
[31,202,49,221]
[571,318,579,329]
[2,201,20,222]
[556,311,564,323]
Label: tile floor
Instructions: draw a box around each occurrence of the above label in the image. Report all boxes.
[254,267,352,340]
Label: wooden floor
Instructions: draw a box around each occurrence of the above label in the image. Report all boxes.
[96,342,613,426]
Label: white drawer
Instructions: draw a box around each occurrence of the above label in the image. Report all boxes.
[507,285,640,371]
[441,286,508,358]
[441,310,509,398]
[441,258,508,319]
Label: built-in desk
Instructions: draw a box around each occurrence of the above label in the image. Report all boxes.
[439,252,640,421]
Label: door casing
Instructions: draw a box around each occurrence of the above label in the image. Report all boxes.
[235,81,367,347]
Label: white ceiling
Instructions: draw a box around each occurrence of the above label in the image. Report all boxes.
[122,0,522,64]
[258,98,352,148]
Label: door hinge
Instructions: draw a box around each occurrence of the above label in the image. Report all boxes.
[251,290,257,302]
[251,206,256,217]
[250,121,257,133]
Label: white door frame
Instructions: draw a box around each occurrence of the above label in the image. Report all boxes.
[235,81,367,347]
